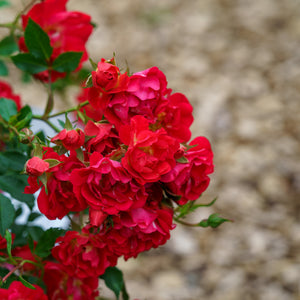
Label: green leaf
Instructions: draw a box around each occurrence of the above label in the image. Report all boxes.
[27,226,44,242]
[0,0,9,8]
[64,113,73,130]
[0,36,18,56]
[0,98,17,122]
[100,267,129,300]
[11,53,48,74]
[5,230,13,260]
[176,156,189,164]
[43,158,62,168]
[12,105,32,129]
[0,150,27,172]
[0,195,15,236]
[24,18,52,60]
[34,228,65,258]
[27,212,42,222]
[19,275,36,289]
[52,51,83,72]
[198,213,231,229]
[0,174,35,209]
[0,60,8,76]
[89,58,98,70]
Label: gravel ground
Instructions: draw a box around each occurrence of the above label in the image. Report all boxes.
[2,0,300,299]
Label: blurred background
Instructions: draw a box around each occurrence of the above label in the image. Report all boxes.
[2,0,300,299]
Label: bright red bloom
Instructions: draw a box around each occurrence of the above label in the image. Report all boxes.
[0,281,48,300]
[19,0,93,82]
[161,136,214,204]
[24,148,87,220]
[0,80,22,110]
[52,227,118,278]
[153,92,194,143]
[70,152,147,215]
[44,261,99,300]
[51,128,85,150]
[25,156,50,176]
[120,116,179,185]
[76,86,103,122]
[84,121,119,155]
[91,58,129,93]
[104,204,175,260]
[102,66,171,129]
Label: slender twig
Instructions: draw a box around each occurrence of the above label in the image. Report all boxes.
[0,264,20,283]
[174,218,199,227]
[32,116,60,133]
[47,100,89,119]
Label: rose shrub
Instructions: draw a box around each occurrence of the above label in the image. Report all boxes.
[0,0,230,299]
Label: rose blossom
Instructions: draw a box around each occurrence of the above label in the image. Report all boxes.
[0,281,48,300]
[0,80,22,110]
[25,148,87,219]
[25,156,50,176]
[70,151,148,215]
[153,92,194,143]
[52,226,118,278]
[91,58,129,93]
[119,115,179,185]
[84,120,119,155]
[51,128,85,150]
[44,261,99,300]
[102,66,171,129]
[19,0,93,82]
[104,204,175,260]
[161,136,214,204]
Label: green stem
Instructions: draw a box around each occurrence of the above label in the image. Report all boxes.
[0,264,20,283]
[32,116,60,133]
[47,100,89,119]
[174,218,199,227]
[41,71,54,119]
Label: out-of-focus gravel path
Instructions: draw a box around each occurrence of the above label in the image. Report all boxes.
[2,0,300,299]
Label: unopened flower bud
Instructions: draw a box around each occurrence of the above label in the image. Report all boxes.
[25,156,49,176]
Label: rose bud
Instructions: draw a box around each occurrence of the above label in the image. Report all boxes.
[92,58,119,91]
[91,58,128,93]
[26,156,49,176]
[51,128,85,150]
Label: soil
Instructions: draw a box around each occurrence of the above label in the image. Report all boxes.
[1,0,300,299]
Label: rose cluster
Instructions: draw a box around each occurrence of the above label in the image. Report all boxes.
[0,0,215,297]
[22,57,214,297]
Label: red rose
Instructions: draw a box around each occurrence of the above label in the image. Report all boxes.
[25,156,50,176]
[19,0,93,82]
[105,204,175,260]
[119,116,179,185]
[24,148,87,220]
[91,58,129,93]
[52,227,118,278]
[70,152,147,215]
[0,80,22,110]
[0,281,48,300]
[84,121,119,155]
[44,261,99,300]
[153,92,194,143]
[161,136,214,204]
[102,66,171,129]
[51,128,85,150]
